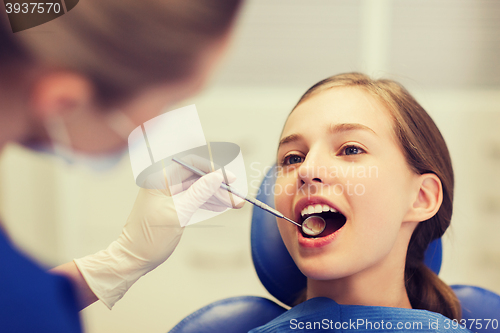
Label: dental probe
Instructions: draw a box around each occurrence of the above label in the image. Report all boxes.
[172,157,306,229]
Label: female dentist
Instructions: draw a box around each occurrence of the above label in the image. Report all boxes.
[0,1,243,332]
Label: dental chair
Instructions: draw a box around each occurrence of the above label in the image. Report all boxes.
[169,167,500,333]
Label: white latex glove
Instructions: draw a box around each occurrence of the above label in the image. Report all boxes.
[74,156,242,309]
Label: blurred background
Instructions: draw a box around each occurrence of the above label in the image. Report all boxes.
[1,0,499,332]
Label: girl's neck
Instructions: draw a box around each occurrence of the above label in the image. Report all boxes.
[306,238,413,309]
[307,271,412,309]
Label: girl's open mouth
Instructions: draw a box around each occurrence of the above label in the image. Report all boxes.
[300,209,346,238]
[296,203,347,247]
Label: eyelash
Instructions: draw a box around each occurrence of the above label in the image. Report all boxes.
[341,144,366,156]
[280,144,365,166]
[281,154,304,166]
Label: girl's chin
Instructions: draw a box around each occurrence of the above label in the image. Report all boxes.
[296,262,350,281]
[304,273,347,283]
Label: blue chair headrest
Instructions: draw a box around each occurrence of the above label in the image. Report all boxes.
[251,166,442,307]
[169,296,286,333]
[451,285,500,330]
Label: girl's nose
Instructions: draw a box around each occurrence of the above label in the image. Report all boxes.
[297,153,327,186]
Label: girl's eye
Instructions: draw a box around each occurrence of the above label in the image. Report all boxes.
[282,154,304,165]
[342,145,365,156]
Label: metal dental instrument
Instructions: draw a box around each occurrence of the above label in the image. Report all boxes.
[172,157,312,231]
[302,215,326,236]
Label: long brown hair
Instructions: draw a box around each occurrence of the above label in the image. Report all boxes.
[293,73,461,319]
[0,0,242,106]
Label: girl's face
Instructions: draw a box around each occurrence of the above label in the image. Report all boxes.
[275,87,420,281]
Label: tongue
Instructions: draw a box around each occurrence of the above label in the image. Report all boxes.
[309,213,345,238]
[320,217,343,236]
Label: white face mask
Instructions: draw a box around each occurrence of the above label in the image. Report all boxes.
[31,112,136,172]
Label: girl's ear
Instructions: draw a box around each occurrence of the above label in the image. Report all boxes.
[404,173,443,223]
[30,71,94,119]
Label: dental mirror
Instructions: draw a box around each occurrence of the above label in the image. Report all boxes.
[302,215,327,236]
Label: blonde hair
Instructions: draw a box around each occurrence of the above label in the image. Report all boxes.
[0,0,242,106]
[292,73,461,320]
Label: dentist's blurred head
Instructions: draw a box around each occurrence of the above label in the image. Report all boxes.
[0,0,242,155]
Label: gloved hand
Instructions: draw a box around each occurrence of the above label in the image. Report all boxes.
[74,156,242,309]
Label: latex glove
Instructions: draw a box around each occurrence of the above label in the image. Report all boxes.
[74,156,242,309]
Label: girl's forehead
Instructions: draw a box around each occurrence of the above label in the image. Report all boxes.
[283,87,394,138]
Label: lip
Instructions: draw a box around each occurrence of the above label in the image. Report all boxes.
[298,224,344,248]
[293,196,346,248]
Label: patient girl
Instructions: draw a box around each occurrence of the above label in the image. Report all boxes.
[256,73,466,331]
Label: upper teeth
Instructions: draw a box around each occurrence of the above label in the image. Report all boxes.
[300,204,337,217]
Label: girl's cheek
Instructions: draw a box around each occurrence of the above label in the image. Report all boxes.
[274,178,290,212]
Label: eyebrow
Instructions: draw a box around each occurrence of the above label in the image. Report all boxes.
[328,123,377,136]
[278,134,303,148]
[278,123,377,149]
